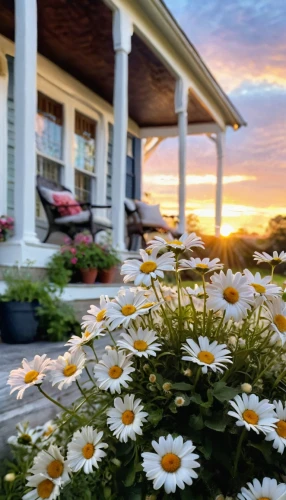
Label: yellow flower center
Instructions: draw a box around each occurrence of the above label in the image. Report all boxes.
[121,410,135,425]
[47,460,64,479]
[274,314,286,333]
[251,283,266,294]
[140,261,158,274]
[242,409,259,425]
[82,443,94,459]
[167,239,183,246]
[133,340,148,351]
[140,302,155,309]
[223,286,239,304]
[96,309,106,322]
[44,427,54,437]
[196,263,209,270]
[198,350,215,364]
[37,479,55,499]
[18,433,32,445]
[63,364,77,377]
[276,420,286,438]
[24,370,39,384]
[161,453,181,473]
[108,365,123,379]
[121,304,137,316]
[258,498,270,500]
[84,330,91,338]
[145,248,153,255]
[270,258,282,265]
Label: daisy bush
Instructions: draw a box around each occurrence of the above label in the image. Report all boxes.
[4,233,286,499]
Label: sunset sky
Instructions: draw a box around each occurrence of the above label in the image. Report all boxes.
[143,0,286,235]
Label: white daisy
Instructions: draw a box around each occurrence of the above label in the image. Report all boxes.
[265,400,286,454]
[8,422,43,448]
[243,269,281,306]
[107,394,148,442]
[264,297,286,345]
[81,295,110,332]
[22,473,61,500]
[141,434,200,494]
[28,444,69,486]
[121,248,175,286]
[93,349,135,394]
[67,426,108,474]
[65,328,105,353]
[7,355,53,400]
[106,290,156,330]
[49,351,86,390]
[117,327,161,358]
[238,477,286,500]
[206,269,254,323]
[41,421,57,442]
[181,336,232,374]
[179,257,223,274]
[253,250,286,267]
[185,284,205,298]
[147,232,204,252]
[228,394,278,434]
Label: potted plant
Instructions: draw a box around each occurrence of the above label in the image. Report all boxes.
[0,215,14,242]
[98,246,120,283]
[0,264,50,344]
[76,242,104,284]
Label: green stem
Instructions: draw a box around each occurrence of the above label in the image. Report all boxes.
[76,380,94,408]
[38,386,74,416]
[273,368,286,389]
[175,256,182,331]
[108,329,117,346]
[233,428,246,477]
[85,365,95,384]
[270,265,275,283]
[193,367,201,391]
[90,343,99,363]
[151,279,171,333]
[202,275,207,334]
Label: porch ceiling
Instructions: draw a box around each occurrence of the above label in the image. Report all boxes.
[0,0,213,127]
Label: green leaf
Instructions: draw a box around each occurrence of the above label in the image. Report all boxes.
[189,413,204,431]
[205,415,227,432]
[148,408,163,426]
[123,465,136,487]
[213,381,240,402]
[172,382,192,391]
[190,393,202,405]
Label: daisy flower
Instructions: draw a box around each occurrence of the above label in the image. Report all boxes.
[28,444,69,486]
[93,349,135,394]
[238,477,286,500]
[41,420,57,442]
[228,394,278,434]
[265,400,286,454]
[107,394,148,442]
[67,426,108,474]
[8,422,43,448]
[117,327,161,358]
[65,328,105,353]
[7,354,53,399]
[121,248,175,286]
[206,269,254,323]
[185,284,204,298]
[81,295,110,332]
[22,473,61,500]
[147,232,204,252]
[49,351,86,390]
[141,434,200,494]
[253,250,286,267]
[264,297,286,345]
[106,290,156,330]
[243,269,281,306]
[179,257,223,274]
[181,336,232,374]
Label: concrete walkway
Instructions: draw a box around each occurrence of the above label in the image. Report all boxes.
[0,336,109,457]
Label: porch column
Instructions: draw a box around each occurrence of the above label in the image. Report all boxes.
[175,79,188,234]
[0,51,8,215]
[13,0,39,243]
[215,131,225,237]
[111,9,132,250]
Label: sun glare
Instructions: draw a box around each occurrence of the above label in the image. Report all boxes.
[220,224,234,237]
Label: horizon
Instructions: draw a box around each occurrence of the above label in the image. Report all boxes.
[143,0,286,235]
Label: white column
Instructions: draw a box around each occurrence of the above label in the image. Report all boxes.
[111,9,132,250]
[13,0,39,243]
[175,79,188,234]
[0,51,8,215]
[215,131,225,237]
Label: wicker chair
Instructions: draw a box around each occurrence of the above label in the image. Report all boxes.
[37,175,112,243]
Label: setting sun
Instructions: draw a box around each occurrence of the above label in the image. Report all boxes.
[220,223,235,237]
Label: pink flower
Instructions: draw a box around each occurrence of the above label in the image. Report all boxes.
[70,247,77,255]
[64,236,72,244]
[70,257,78,265]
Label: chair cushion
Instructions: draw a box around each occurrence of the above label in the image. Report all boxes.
[55,211,112,227]
[135,201,169,230]
[125,198,137,213]
[39,187,82,217]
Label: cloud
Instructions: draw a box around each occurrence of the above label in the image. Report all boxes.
[143,174,256,186]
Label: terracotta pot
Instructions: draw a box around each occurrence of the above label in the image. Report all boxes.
[80,268,98,284]
[98,267,116,284]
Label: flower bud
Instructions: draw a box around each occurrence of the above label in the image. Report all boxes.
[4,473,16,482]
[145,496,157,500]
[238,338,246,348]
[228,336,237,348]
[183,368,192,377]
[241,383,252,394]
[143,364,150,372]
[175,396,185,407]
[105,345,112,351]
[111,458,121,467]
[149,374,156,383]
[215,495,225,500]
[162,382,172,392]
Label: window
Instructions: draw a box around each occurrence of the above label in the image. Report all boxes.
[74,111,97,203]
[106,123,113,204]
[36,93,64,219]
[126,136,135,199]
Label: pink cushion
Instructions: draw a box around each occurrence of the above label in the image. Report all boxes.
[52,193,82,217]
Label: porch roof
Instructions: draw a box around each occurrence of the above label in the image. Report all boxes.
[0,0,245,130]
